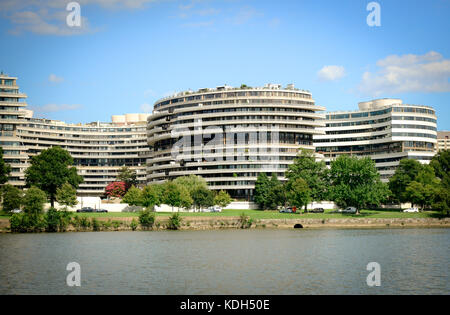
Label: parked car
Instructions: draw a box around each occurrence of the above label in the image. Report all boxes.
[96,209,108,213]
[279,207,294,213]
[11,209,22,214]
[403,207,419,213]
[310,208,324,213]
[208,206,222,212]
[76,207,95,213]
[341,207,357,214]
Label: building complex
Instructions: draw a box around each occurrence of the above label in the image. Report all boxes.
[0,74,444,198]
[314,98,437,181]
[437,131,450,152]
[147,84,325,199]
[0,73,149,196]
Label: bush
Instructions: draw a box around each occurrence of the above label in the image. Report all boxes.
[45,208,71,232]
[139,209,155,230]
[167,213,182,230]
[91,218,101,231]
[238,212,252,229]
[10,212,45,233]
[112,220,121,230]
[10,213,26,233]
[80,216,90,230]
[102,220,112,230]
[130,218,138,231]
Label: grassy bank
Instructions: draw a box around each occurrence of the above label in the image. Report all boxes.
[1,209,445,222]
[35,209,444,220]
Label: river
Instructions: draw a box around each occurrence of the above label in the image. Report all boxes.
[0,228,448,294]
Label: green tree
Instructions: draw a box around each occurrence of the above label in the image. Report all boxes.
[174,175,208,195]
[389,159,423,203]
[286,149,329,203]
[405,165,440,211]
[286,178,311,211]
[430,150,450,186]
[1,184,22,213]
[214,190,232,208]
[254,173,271,209]
[430,150,450,215]
[329,155,389,212]
[267,173,285,210]
[116,166,138,189]
[25,146,83,207]
[56,182,78,208]
[122,185,143,206]
[141,184,163,207]
[21,187,47,231]
[191,186,214,211]
[162,181,193,211]
[0,147,11,185]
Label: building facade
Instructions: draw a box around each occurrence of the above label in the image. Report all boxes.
[147,84,325,200]
[314,98,437,181]
[437,131,450,152]
[0,74,149,196]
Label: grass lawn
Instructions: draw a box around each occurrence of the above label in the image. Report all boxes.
[68,209,442,220]
[0,209,443,221]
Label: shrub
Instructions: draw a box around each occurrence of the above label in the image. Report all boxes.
[45,208,70,232]
[10,213,26,233]
[130,218,138,231]
[79,216,90,230]
[167,213,182,230]
[91,218,101,231]
[238,212,252,229]
[102,220,112,230]
[112,220,121,230]
[9,212,45,233]
[139,209,155,230]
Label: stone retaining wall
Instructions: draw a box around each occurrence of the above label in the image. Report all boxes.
[1,217,449,233]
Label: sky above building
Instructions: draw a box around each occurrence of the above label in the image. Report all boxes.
[0,0,449,129]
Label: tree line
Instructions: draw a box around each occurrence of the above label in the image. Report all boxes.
[254,149,449,215]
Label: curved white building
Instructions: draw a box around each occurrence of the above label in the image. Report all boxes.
[0,74,150,196]
[314,98,437,181]
[147,84,326,200]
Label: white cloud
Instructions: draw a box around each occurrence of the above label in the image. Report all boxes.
[0,0,161,35]
[358,51,450,96]
[30,104,82,113]
[140,103,153,112]
[317,65,346,81]
[232,6,262,25]
[48,74,64,83]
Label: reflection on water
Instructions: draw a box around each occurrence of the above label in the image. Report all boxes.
[0,228,449,294]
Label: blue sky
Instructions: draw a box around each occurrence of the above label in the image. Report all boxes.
[1,0,449,129]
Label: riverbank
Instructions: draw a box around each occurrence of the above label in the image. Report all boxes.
[1,215,449,233]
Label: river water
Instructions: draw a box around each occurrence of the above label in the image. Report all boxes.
[0,228,448,295]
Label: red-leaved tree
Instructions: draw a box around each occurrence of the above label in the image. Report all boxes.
[105,181,127,198]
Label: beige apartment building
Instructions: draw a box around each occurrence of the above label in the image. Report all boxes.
[314,98,438,181]
[0,73,149,196]
[437,131,450,152]
[146,84,326,200]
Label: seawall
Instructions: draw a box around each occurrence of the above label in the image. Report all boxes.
[1,216,449,233]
